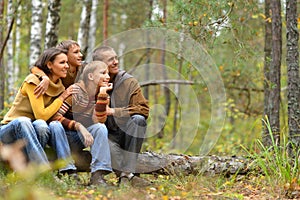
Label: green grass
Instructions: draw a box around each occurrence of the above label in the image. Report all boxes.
[0,114,299,199]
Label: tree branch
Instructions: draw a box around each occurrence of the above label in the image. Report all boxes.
[0,0,22,62]
[140,79,195,87]
[0,17,15,62]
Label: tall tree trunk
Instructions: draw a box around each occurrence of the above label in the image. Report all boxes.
[145,0,153,100]
[286,0,299,151]
[44,0,61,49]
[268,0,282,145]
[77,0,92,56]
[103,0,109,43]
[118,14,127,69]
[15,5,21,78]
[87,0,98,56]
[161,0,170,117]
[0,0,4,111]
[30,0,43,66]
[7,0,14,102]
[263,0,272,146]
[157,0,168,139]
[172,30,184,148]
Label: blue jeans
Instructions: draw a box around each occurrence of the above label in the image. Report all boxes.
[32,119,50,148]
[0,117,49,165]
[66,123,112,173]
[33,120,76,172]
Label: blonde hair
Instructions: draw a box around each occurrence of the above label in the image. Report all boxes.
[81,61,107,84]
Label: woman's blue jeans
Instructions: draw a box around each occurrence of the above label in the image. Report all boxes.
[0,117,76,171]
[66,123,112,173]
[33,120,76,172]
[0,117,49,165]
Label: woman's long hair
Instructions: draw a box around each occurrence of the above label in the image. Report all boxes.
[34,47,68,75]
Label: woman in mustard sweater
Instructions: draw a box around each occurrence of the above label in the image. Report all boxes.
[0,48,76,172]
[31,40,84,97]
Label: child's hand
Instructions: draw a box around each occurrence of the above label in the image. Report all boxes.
[34,76,50,98]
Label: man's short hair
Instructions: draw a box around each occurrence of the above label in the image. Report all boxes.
[92,46,114,61]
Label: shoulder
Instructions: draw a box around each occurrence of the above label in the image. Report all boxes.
[24,74,40,85]
[119,70,133,79]
[72,82,89,102]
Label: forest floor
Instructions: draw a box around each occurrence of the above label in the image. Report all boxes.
[47,172,299,200]
[1,159,300,199]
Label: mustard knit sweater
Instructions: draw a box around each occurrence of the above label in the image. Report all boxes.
[1,74,65,124]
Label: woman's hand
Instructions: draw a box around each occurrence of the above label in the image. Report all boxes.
[58,84,80,101]
[75,123,94,147]
[99,83,113,95]
[34,76,50,98]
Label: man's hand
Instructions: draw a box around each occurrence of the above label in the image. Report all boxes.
[106,106,115,116]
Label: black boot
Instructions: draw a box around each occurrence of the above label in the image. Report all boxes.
[90,170,110,187]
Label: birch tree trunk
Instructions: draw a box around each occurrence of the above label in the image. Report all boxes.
[77,0,92,56]
[103,0,109,43]
[6,0,14,102]
[0,0,4,111]
[15,5,21,77]
[87,0,98,56]
[30,0,43,66]
[44,0,61,49]
[286,0,300,151]
[263,0,272,146]
[117,14,127,70]
[172,30,184,148]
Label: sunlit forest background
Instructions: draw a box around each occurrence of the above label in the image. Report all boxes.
[1,0,299,156]
[1,0,300,199]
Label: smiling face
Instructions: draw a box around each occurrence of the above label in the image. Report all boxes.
[101,50,119,76]
[47,53,69,82]
[94,67,110,87]
[67,44,83,68]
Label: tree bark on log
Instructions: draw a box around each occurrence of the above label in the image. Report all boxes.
[74,151,254,176]
[136,152,253,176]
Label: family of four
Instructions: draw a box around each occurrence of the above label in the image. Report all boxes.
[0,40,150,187]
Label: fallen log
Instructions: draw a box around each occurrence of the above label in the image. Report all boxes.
[136,151,254,175]
[75,150,255,176]
[0,141,255,176]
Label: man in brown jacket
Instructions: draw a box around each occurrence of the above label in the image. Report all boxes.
[92,46,150,187]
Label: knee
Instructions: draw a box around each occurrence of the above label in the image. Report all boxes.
[16,117,32,124]
[131,115,147,126]
[33,119,49,133]
[48,121,64,135]
[15,117,33,130]
[92,123,108,137]
[49,121,63,129]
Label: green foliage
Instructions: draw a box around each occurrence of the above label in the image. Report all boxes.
[243,118,300,189]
